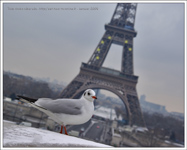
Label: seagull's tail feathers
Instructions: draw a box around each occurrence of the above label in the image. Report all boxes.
[16,95,38,103]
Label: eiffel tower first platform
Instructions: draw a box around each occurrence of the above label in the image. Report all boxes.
[59,3,145,126]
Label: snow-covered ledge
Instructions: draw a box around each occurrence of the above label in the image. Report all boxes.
[3,120,112,148]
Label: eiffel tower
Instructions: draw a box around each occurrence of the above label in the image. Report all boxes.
[60,3,145,126]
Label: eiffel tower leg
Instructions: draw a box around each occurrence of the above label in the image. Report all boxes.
[126,94,145,126]
[122,42,134,74]
[87,31,113,67]
[59,75,84,98]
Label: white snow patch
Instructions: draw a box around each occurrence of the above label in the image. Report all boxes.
[3,120,17,124]
[3,120,112,148]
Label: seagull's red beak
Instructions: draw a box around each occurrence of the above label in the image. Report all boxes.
[92,96,97,99]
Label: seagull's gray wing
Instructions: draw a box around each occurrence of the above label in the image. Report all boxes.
[35,98,83,115]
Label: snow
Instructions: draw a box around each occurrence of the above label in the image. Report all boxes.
[3,120,112,148]
[164,140,183,147]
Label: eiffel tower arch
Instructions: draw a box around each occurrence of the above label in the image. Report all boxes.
[60,3,145,126]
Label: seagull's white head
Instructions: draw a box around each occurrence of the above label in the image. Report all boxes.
[82,89,97,102]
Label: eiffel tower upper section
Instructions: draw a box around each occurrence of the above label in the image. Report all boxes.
[87,3,137,75]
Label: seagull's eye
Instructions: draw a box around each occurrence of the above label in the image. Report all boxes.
[88,92,90,96]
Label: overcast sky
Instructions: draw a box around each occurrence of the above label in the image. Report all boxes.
[3,2,185,113]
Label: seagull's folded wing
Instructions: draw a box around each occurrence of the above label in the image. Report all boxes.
[35,98,83,115]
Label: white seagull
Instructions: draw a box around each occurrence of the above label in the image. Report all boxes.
[17,89,97,135]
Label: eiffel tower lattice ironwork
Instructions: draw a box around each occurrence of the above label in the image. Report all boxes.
[60,3,145,126]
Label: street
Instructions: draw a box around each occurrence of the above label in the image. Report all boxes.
[84,121,104,141]
[67,119,111,144]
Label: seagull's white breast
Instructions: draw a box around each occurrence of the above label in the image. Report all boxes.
[54,99,94,125]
